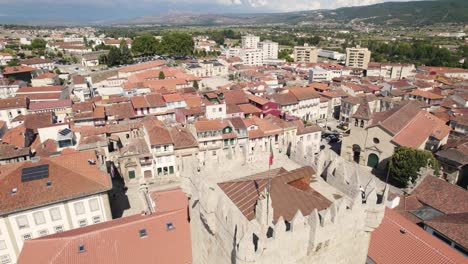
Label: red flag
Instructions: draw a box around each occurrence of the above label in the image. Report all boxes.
[269,141,274,166]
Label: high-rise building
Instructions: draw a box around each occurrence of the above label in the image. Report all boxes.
[294,44,318,63]
[241,34,260,49]
[258,40,279,60]
[345,47,371,69]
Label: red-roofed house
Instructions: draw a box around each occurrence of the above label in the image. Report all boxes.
[0,150,112,264]
[18,188,191,264]
[368,208,466,264]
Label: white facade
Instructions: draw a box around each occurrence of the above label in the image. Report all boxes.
[0,54,13,66]
[239,49,263,66]
[366,64,415,80]
[241,35,260,49]
[0,106,27,128]
[206,104,227,120]
[258,40,279,60]
[0,193,111,264]
[294,44,318,63]
[318,49,346,61]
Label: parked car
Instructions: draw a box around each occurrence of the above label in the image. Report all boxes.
[338,123,348,130]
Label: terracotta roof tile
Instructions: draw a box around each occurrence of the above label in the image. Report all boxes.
[424,213,468,250]
[0,150,112,215]
[369,208,466,264]
[218,166,331,223]
[0,97,28,109]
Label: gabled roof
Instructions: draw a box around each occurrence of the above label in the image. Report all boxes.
[218,166,331,223]
[194,120,224,132]
[368,208,466,264]
[105,103,136,120]
[425,213,468,250]
[0,150,111,215]
[288,87,320,101]
[411,176,468,215]
[352,99,371,120]
[267,93,298,106]
[18,191,191,264]
[0,144,30,160]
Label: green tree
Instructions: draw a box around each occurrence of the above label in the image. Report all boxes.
[388,147,440,187]
[120,40,133,65]
[278,49,294,62]
[158,71,165,80]
[159,32,194,56]
[98,54,108,65]
[132,34,159,56]
[7,57,20,66]
[107,46,121,67]
[31,38,47,49]
[193,80,199,89]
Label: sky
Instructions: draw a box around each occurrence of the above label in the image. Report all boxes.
[0,0,410,23]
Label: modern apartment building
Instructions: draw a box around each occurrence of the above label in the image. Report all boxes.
[241,34,260,49]
[293,44,318,63]
[345,47,371,69]
[258,40,278,60]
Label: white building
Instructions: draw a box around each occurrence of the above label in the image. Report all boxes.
[0,151,112,264]
[185,60,228,77]
[206,103,227,120]
[318,49,346,62]
[0,97,28,128]
[239,49,263,66]
[0,53,13,66]
[258,40,278,60]
[366,63,415,80]
[241,34,260,49]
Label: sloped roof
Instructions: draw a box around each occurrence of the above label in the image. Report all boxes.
[268,93,298,106]
[18,197,191,264]
[0,150,111,215]
[411,176,468,215]
[105,103,136,120]
[0,144,30,160]
[0,97,28,109]
[218,166,331,223]
[425,213,468,250]
[368,208,466,264]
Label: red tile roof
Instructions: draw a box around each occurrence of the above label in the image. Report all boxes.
[411,176,468,215]
[0,150,111,214]
[425,213,468,250]
[28,99,72,111]
[3,65,36,75]
[119,60,166,73]
[0,97,28,109]
[18,192,191,264]
[369,208,466,264]
[218,166,331,223]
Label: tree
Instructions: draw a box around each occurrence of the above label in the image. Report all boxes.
[193,80,199,89]
[159,32,194,56]
[388,147,440,187]
[119,40,133,65]
[158,71,165,80]
[107,46,121,67]
[278,49,294,62]
[31,38,47,49]
[98,54,108,65]
[132,34,159,56]
[7,57,20,66]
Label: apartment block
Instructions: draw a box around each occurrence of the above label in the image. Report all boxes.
[345,47,371,69]
[294,44,318,63]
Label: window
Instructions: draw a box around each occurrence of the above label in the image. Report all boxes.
[0,240,6,250]
[212,151,216,156]
[307,135,311,141]
[164,145,169,151]
[169,166,174,174]
[139,229,147,238]
[0,255,11,264]
[49,208,62,221]
[22,234,32,241]
[74,202,85,215]
[78,219,87,227]
[203,142,207,146]
[360,120,364,128]
[78,244,85,253]
[54,226,63,233]
[92,216,101,224]
[355,119,358,127]
[38,229,48,237]
[126,134,130,139]
[157,168,162,176]
[128,170,135,179]
[314,133,319,140]
[16,216,29,229]
[33,212,46,225]
[373,138,380,144]
[219,107,222,112]
[89,199,100,212]
[166,222,175,231]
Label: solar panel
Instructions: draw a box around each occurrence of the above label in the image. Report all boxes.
[21,164,49,182]
[59,129,72,136]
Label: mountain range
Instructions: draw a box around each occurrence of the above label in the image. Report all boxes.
[1,0,467,26]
